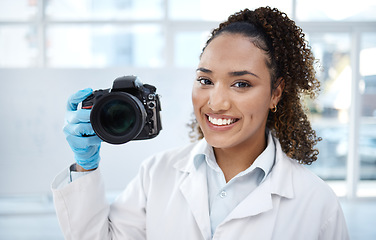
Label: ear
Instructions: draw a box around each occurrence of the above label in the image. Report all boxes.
[270,77,284,108]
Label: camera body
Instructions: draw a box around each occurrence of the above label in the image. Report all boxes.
[82,75,162,144]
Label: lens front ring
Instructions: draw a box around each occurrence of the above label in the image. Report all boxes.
[90,92,147,144]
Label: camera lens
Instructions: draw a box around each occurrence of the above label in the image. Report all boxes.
[90,92,146,144]
[100,100,136,136]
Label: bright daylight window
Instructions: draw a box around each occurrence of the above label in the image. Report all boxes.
[306,33,352,180]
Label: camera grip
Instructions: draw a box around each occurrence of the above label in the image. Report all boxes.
[81,94,95,109]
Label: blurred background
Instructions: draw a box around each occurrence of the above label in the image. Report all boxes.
[0,0,375,239]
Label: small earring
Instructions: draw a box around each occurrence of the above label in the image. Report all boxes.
[271,105,277,113]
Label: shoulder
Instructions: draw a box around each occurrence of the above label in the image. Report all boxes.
[278,154,344,225]
[272,151,348,238]
[273,136,336,197]
[281,152,338,199]
[272,136,340,208]
[292,159,335,195]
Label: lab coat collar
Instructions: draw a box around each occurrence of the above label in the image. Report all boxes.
[174,136,295,200]
[179,162,212,239]
[269,138,295,199]
[177,140,212,239]
[222,138,295,226]
[174,135,294,232]
[173,138,208,173]
[193,131,276,184]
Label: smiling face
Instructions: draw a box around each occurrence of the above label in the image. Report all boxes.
[192,33,282,151]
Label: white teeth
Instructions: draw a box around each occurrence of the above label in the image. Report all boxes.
[208,116,236,126]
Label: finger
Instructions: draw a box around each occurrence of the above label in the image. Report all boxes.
[63,122,95,137]
[67,88,93,111]
[74,145,101,158]
[65,109,91,124]
[66,134,102,149]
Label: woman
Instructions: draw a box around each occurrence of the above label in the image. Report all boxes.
[52,7,349,240]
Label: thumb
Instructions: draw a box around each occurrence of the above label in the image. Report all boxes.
[67,88,93,111]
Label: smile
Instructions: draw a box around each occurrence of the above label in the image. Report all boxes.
[207,115,238,126]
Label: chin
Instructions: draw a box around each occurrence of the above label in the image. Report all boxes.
[203,134,237,149]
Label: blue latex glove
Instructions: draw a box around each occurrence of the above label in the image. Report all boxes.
[63,88,102,170]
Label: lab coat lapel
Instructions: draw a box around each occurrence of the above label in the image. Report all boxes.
[223,138,295,232]
[269,139,294,199]
[227,178,273,219]
[179,162,211,240]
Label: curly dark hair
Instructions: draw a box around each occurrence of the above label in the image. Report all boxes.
[188,6,321,165]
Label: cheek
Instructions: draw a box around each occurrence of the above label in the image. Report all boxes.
[191,87,204,114]
[192,84,207,100]
[239,93,271,117]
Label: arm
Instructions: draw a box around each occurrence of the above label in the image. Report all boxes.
[52,88,107,239]
[53,88,148,239]
[52,167,111,240]
[51,162,148,240]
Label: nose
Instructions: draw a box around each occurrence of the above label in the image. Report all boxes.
[208,85,231,112]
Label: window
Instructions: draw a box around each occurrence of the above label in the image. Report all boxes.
[306,33,351,180]
[46,0,164,20]
[296,0,376,21]
[0,25,37,67]
[0,0,294,68]
[360,33,376,182]
[169,0,292,21]
[0,0,37,21]
[46,24,163,67]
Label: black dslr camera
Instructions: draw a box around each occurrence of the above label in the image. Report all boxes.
[82,75,162,144]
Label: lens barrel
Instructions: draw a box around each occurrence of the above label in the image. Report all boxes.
[90,92,146,144]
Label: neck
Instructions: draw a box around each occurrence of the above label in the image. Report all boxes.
[214,132,267,182]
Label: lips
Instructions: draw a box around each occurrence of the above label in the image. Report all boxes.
[206,115,239,126]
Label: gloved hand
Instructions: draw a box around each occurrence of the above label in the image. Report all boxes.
[63,88,102,170]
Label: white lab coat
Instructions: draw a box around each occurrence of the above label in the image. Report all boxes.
[51,137,349,240]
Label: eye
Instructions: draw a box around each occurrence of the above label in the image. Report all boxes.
[197,78,213,86]
[233,81,251,88]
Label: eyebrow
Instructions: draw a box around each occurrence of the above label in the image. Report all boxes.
[196,67,212,73]
[196,67,260,79]
[230,70,260,78]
